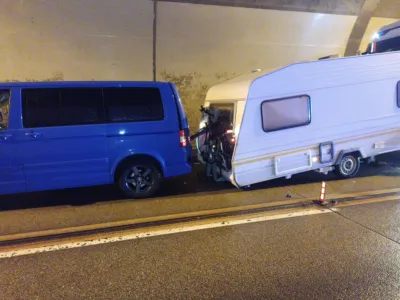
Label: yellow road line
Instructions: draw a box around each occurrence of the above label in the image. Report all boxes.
[1,187,400,243]
[1,190,400,258]
[335,195,400,208]
[0,206,332,259]
[0,197,311,243]
[325,187,400,200]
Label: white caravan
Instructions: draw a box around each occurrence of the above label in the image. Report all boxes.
[196,51,400,188]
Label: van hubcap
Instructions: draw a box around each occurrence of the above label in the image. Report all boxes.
[125,166,153,194]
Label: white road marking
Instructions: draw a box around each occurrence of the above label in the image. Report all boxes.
[0,208,332,259]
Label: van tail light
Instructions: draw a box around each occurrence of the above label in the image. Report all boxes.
[179,130,187,147]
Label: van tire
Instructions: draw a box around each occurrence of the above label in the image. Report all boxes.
[117,159,162,199]
[334,154,360,179]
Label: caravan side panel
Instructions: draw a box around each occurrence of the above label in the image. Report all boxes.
[232,52,400,187]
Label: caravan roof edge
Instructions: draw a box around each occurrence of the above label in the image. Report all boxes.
[206,50,400,102]
[249,50,400,90]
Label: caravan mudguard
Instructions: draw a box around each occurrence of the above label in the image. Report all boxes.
[335,148,366,165]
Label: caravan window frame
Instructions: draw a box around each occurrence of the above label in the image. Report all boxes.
[260,95,311,132]
[397,81,400,108]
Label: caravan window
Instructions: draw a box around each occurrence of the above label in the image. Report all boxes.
[397,82,400,108]
[209,103,234,129]
[261,95,310,132]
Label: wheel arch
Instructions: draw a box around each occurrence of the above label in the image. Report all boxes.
[335,148,365,165]
[113,154,164,183]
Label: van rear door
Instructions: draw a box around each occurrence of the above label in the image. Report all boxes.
[169,83,192,161]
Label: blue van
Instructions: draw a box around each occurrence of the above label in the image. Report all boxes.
[0,81,192,198]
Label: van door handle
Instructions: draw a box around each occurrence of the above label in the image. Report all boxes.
[0,133,12,141]
[25,132,42,139]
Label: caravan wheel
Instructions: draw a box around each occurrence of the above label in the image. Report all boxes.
[335,154,360,179]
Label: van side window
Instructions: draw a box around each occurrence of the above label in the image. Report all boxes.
[261,95,311,132]
[22,89,62,128]
[60,88,104,125]
[0,90,10,130]
[22,88,104,128]
[103,88,164,123]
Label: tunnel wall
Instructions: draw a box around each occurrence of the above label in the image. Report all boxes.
[0,0,397,127]
[0,0,154,81]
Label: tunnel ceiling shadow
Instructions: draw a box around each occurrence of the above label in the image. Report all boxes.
[159,0,400,18]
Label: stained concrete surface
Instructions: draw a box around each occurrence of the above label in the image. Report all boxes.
[0,152,400,237]
[1,200,400,299]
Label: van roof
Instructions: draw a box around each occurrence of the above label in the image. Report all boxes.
[0,81,170,88]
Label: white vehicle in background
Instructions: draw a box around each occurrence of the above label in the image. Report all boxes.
[194,51,400,189]
[363,20,400,54]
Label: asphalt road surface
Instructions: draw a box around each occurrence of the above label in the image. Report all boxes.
[1,199,400,300]
[0,153,400,299]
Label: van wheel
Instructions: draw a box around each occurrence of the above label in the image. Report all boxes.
[117,160,161,198]
[335,154,360,179]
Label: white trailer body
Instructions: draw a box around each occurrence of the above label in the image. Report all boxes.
[198,51,400,188]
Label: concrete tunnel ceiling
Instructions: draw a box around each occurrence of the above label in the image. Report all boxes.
[159,0,399,17]
[159,0,400,55]
[159,0,364,15]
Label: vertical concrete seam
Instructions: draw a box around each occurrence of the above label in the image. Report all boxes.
[153,0,158,81]
[344,0,381,56]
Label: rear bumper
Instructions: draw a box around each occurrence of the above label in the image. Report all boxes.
[163,162,192,178]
